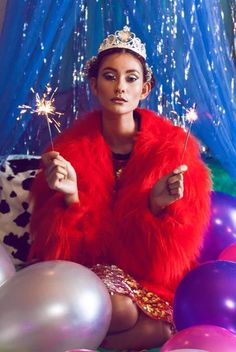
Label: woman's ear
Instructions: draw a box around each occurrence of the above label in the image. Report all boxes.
[90,77,98,96]
[140,82,151,101]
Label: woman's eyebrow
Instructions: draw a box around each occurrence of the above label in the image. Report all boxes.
[101,67,140,74]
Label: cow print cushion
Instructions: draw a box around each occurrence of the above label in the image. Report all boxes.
[0,155,41,264]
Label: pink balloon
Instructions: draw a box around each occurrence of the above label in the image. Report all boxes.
[219,242,236,261]
[167,350,207,352]
[64,350,96,352]
[160,325,236,352]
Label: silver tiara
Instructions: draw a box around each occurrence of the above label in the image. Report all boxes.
[84,26,153,83]
[98,26,147,59]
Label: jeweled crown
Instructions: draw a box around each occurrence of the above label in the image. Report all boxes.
[98,26,147,60]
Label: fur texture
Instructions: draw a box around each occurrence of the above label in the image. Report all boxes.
[29,108,211,302]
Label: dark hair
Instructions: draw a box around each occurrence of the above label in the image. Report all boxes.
[85,48,155,89]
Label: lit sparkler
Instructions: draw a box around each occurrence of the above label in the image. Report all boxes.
[18,84,63,150]
[180,104,198,163]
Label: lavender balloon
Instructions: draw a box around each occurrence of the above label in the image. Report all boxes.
[0,261,112,352]
[0,243,15,287]
[198,191,236,263]
[173,261,236,333]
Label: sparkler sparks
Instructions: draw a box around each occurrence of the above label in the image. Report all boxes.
[185,106,198,123]
[18,84,63,150]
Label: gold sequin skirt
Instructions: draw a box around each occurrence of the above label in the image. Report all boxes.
[91,264,173,324]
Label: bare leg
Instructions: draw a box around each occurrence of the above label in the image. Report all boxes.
[104,312,172,350]
[108,293,139,333]
[101,294,172,350]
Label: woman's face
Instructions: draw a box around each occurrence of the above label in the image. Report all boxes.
[90,52,151,117]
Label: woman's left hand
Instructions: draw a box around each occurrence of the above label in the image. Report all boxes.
[149,165,188,216]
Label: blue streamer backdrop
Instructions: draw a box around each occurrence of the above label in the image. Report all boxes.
[0,0,235,182]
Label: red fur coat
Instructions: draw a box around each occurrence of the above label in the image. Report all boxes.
[29,108,211,302]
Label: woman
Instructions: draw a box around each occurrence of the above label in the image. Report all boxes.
[29,27,211,350]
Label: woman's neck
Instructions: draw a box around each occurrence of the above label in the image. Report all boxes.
[102,112,137,154]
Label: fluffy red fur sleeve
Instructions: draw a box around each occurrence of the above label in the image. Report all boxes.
[110,111,212,302]
[28,169,89,261]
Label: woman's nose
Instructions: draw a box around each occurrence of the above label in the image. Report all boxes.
[115,87,125,94]
[114,79,125,94]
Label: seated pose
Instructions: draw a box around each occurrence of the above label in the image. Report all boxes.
[29,26,211,350]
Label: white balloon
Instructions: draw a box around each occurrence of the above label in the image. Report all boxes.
[0,243,15,287]
[0,260,112,352]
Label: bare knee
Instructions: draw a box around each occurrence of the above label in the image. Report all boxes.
[140,314,173,346]
[158,320,173,344]
[102,312,173,350]
[109,294,139,333]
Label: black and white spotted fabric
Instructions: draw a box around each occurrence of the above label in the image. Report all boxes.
[0,155,41,264]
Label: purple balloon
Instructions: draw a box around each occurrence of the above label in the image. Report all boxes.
[160,325,236,352]
[173,260,236,333]
[0,243,15,287]
[198,191,236,263]
[0,260,112,352]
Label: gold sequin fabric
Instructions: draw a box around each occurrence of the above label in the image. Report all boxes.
[91,264,173,324]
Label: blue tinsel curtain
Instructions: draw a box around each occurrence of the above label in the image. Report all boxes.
[0,0,235,181]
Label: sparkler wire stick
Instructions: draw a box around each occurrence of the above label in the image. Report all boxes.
[180,105,198,164]
[45,113,54,150]
[180,121,193,164]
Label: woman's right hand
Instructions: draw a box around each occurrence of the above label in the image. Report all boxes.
[42,151,79,204]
